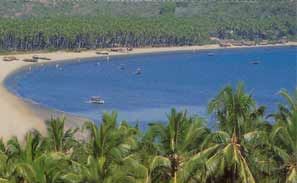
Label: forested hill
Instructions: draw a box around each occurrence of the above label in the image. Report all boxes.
[0,0,296,51]
[0,0,295,18]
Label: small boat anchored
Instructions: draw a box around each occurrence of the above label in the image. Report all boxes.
[207,53,215,56]
[135,68,142,75]
[88,96,105,104]
[119,64,125,70]
[250,61,261,65]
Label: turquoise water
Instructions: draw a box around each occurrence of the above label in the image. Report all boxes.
[5,47,297,127]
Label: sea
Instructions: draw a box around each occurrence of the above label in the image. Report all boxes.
[5,46,297,129]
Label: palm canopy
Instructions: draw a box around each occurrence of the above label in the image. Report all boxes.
[144,109,210,183]
[83,112,138,159]
[63,112,147,183]
[208,82,267,138]
[46,117,78,153]
[2,130,72,183]
[270,89,297,183]
[204,83,271,183]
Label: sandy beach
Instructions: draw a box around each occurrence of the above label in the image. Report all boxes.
[0,42,296,141]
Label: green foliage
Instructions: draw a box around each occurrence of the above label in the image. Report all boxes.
[0,85,296,182]
[0,1,295,51]
[160,2,176,15]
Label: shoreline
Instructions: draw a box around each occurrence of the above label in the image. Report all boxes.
[0,42,296,141]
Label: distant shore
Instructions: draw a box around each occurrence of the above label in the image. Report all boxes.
[0,42,296,141]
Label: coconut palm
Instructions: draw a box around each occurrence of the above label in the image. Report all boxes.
[63,154,147,183]
[208,83,257,137]
[12,152,72,183]
[6,130,45,164]
[46,117,78,153]
[0,139,11,183]
[270,89,297,183]
[63,112,147,183]
[3,131,71,183]
[204,83,270,183]
[143,109,210,183]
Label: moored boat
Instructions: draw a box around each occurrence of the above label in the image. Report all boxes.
[119,64,125,70]
[135,68,142,75]
[250,60,261,64]
[88,96,105,104]
[23,58,38,63]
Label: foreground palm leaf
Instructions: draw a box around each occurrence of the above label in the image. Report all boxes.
[205,83,271,183]
[271,89,297,183]
[46,118,78,153]
[145,109,209,183]
[64,112,147,182]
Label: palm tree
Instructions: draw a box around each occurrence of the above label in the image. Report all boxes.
[4,131,71,183]
[205,83,270,183]
[143,109,209,183]
[13,152,72,183]
[63,112,147,183]
[208,83,257,137]
[46,117,78,153]
[270,89,297,183]
[0,139,11,183]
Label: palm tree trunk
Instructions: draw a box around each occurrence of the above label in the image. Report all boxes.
[173,171,177,183]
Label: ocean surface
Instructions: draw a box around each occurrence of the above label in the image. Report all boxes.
[5,46,297,128]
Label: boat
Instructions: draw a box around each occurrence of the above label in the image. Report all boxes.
[250,61,261,65]
[3,56,18,62]
[135,68,142,75]
[88,96,104,104]
[96,51,109,55]
[32,55,51,60]
[32,55,39,60]
[119,64,125,70]
[23,58,38,63]
[207,53,215,56]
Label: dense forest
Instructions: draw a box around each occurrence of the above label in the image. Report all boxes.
[0,84,296,183]
[0,0,296,51]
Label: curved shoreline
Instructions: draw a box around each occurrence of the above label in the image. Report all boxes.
[0,43,296,141]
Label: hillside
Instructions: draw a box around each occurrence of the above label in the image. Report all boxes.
[0,0,296,51]
[0,0,296,18]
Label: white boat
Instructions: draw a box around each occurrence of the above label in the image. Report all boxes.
[88,96,105,104]
[135,68,142,75]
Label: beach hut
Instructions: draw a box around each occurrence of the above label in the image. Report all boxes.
[243,41,255,46]
[219,41,232,47]
[230,40,243,46]
[259,40,269,45]
[279,37,288,44]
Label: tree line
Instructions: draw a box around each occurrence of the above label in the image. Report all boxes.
[0,83,296,183]
[0,15,295,52]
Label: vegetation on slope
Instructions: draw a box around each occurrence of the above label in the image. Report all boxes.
[0,84,296,183]
[0,0,296,51]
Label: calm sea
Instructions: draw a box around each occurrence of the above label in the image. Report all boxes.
[5,46,297,128]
